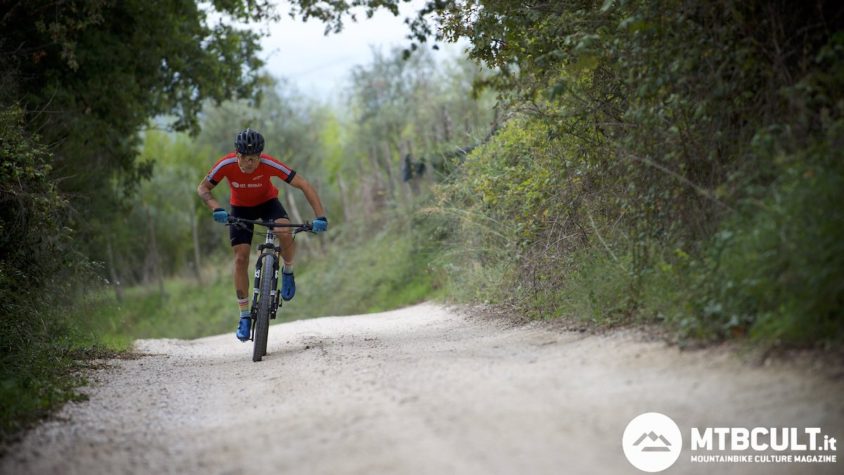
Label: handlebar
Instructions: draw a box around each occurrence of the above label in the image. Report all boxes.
[227,216,313,234]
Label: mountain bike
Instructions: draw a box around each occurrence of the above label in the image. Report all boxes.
[227,217,313,362]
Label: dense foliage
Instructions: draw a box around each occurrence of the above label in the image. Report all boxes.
[0,0,273,438]
[0,0,272,261]
[0,106,88,439]
[409,0,844,344]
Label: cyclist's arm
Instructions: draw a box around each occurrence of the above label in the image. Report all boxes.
[288,174,326,218]
[197,177,223,211]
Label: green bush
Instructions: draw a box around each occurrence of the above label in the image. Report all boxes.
[0,106,96,440]
[688,120,844,344]
[287,215,438,319]
[422,2,844,348]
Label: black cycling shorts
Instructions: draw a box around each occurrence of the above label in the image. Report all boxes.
[229,198,289,246]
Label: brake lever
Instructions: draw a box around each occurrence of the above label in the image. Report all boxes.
[294,222,313,235]
[226,218,249,231]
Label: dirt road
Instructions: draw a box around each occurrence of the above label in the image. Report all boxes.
[2,303,842,474]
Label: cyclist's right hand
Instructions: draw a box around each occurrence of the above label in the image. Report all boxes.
[212,208,229,223]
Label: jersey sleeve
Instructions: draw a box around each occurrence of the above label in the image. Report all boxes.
[260,155,296,184]
[206,156,237,185]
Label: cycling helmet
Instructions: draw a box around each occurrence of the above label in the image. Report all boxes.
[234,128,265,155]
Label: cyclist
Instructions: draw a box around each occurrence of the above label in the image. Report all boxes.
[196,128,328,341]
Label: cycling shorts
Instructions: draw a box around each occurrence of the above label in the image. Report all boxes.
[229,198,289,246]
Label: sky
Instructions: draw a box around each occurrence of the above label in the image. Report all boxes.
[259,0,462,101]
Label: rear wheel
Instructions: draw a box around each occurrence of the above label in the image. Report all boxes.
[252,254,275,362]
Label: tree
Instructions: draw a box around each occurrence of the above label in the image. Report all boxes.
[0,0,275,255]
[339,47,495,219]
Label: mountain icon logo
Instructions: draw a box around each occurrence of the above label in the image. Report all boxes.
[633,431,673,452]
[623,412,683,472]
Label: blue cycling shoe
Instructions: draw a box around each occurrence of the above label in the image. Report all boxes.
[281,271,295,301]
[236,315,251,341]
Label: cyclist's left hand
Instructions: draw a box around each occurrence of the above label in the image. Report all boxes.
[312,216,328,233]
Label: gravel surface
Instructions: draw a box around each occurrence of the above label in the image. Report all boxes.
[1,303,842,475]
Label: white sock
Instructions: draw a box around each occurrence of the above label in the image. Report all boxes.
[283,264,294,274]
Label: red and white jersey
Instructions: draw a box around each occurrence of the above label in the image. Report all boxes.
[206,152,296,207]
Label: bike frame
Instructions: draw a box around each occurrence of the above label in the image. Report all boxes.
[228,217,312,361]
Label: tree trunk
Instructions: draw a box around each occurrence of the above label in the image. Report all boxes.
[367,144,389,210]
[106,237,123,303]
[441,106,452,143]
[380,140,397,202]
[190,210,202,284]
[146,207,166,298]
[285,190,304,224]
[336,175,351,222]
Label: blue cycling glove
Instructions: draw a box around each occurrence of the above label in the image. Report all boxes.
[312,216,328,233]
[213,208,228,224]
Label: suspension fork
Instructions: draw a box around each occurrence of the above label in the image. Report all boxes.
[250,255,263,319]
[251,234,282,324]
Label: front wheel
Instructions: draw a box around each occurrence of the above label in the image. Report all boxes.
[252,253,275,362]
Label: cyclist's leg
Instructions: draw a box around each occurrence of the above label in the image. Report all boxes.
[230,205,256,340]
[233,244,251,299]
[258,198,296,300]
[229,204,255,298]
[272,218,297,301]
[276,226,296,301]
[274,217,295,267]
[233,244,253,340]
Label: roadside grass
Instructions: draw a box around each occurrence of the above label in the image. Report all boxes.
[72,225,440,346]
[66,220,441,343]
[0,322,90,443]
[69,266,234,347]
[0,265,234,442]
[283,222,441,320]
[546,249,638,325]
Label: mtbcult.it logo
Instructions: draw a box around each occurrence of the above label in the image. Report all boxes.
[623,412,839,472]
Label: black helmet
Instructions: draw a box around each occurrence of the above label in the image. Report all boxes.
[234,128,264,155]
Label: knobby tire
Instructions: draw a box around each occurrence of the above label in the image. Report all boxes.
[253,253,274,362]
